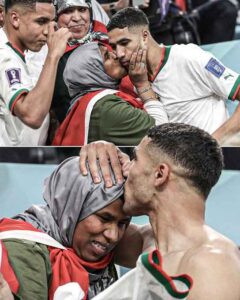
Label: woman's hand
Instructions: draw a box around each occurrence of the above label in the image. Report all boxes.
[128,46,149,89]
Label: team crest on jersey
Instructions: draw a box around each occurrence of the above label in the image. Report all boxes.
[205,58,225,78]
[5,68,21,86]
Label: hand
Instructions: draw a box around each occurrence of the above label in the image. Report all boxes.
[139,0,150,8]
[212,102,240,146]
[115,0,130,10]
[128,46,149,89]
[47,22,73,59]
[0,273,14,300]
[79,142,130,187]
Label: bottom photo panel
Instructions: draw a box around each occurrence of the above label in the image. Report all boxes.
[0,145,240,300]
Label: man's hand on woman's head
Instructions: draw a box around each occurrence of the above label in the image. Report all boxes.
[79,141,131,188]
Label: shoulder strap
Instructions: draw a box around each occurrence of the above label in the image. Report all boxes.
[0,230,66,249]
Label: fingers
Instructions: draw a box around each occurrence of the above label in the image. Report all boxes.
[136,48,143,65]
[80,143,101,183]
[79,142,124,188]
[48,21,55,37]
[108,146,124,184]
[129,48,138,71]
[79,146,89,176]
[118,151,131,178]
[142,45,147,64]
[130,47,146,72]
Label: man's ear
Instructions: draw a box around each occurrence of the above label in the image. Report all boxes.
[10,10,21,29]
[142,29,149,43]
[154,163,170,187]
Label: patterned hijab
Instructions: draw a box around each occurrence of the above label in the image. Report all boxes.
[14,157,124,247]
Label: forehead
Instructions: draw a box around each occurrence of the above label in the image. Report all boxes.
[136,136,151,155]
[98,199,130,218]
[33,2,55,18]
[60,5,89,13]
[108,26,138,44]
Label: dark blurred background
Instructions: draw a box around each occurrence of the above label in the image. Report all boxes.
[0,147,239,170]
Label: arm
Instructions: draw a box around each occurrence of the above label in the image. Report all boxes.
[114,223,155,268]
[3,240,51,300]
[101,0,130,17]
[79,141,130,187]
[212,101,240,146]
[13,24,72,129]
[87,94,155,145]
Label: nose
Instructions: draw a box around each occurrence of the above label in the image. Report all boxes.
[116,45,125,60]
[103,224,119,244]
[72,9,81,21]
[43,24,49,37]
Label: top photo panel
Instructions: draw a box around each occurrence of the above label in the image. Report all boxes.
[1,0,240,146]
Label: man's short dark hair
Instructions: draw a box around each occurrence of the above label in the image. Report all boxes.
[147,123,224,198]
[107,7,149,32]
[5,0,52,12]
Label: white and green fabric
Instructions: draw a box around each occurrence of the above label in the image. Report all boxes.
[93,249,193,300]
[0,29,49,146]
[152,43,240,134]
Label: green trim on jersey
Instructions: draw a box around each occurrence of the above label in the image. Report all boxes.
[141,251,191,299]
[6,42,25,62]
[159,46,171,73]
[8,88,29,111]
[151,46,172,83]
[228,75,240,99]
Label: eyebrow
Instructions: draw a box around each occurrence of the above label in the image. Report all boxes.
[98,212,130,222]
[35,16,52,22]
[110,38,130,46]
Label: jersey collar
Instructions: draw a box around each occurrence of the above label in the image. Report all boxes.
[149,46,171,82]
[6,42,25,63]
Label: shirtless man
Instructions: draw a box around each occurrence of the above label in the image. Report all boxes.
[80,124,240,299]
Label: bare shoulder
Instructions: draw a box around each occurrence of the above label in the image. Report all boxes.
[179,231,240,300]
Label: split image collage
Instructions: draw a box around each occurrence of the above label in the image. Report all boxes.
[1,0,240,299]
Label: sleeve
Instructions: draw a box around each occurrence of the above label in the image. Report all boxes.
[3,239,52,300]
[184,44,240,100]
[91,0,110,25]
[0,52,33,114]
[88,95,155,145]
[144,100,169,125]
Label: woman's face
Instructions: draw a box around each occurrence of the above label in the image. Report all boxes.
[72,198,131,262]
[57,6,90,40]
[99,45,128,80]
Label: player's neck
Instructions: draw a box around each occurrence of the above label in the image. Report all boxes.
[4,24,26,53]
[147,41,164,78]
[149,190,205,256]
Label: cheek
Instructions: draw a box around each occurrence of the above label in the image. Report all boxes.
[82,10,91,23]
[118,228,127,241]
[58,15,69,27]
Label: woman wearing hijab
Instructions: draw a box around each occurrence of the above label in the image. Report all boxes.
[51,0,110,124]
[0,157,131,300]
[52,41,168,146]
